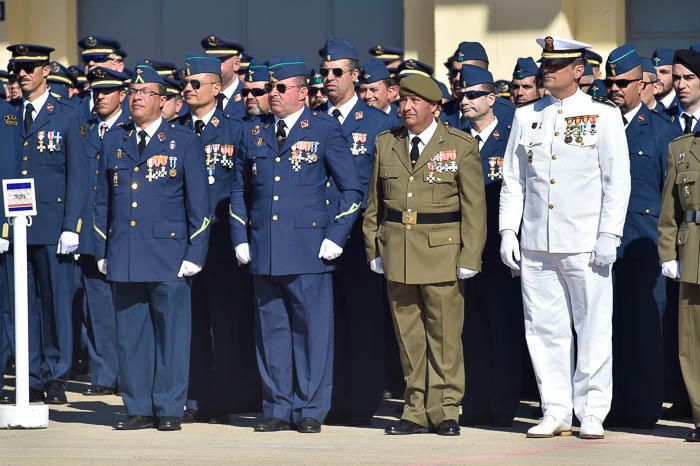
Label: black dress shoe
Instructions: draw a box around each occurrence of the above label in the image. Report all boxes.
[83,385,116,396]
[0,388,44,404]
[384,419,430,435]
[43,381,67,405]
[158,417,182,431]
[686,429,700,442]
[254,417,292,432]
[182,409,197,424]
[114,416,156,430]
[437,419,461,436]
[297,417,321,433]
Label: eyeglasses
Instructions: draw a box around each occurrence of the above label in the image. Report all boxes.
[127,88,162,97]
[180,79,217,90]
[308,87,327,97]
[264,83,305,94]
[82,55,122,65]
[604,78,640,88]
[241,87,267,97]
[319,67,352,78]
[11,62,42,74]
[457,90,492,100]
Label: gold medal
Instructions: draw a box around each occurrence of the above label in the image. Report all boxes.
[169,168,177,177]
[565,136,572,144]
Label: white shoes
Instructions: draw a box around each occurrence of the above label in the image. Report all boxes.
[579,415,605,439]
[526,416,573,438]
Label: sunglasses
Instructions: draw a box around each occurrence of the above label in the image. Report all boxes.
[457,90,492,100]
[82,54,121,64]
[241,88,267,97]
[11,62,43,74]
[604,78,640,88]
[319,67,351,78]
[264,83,305,94]
[180,79,217,90]
[308,87,327,97]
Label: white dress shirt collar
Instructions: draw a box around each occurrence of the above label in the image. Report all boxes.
[470,116,499,149]
[193,106,217,128]
[407,118,438,156]
[274,106,305,132]
[659,89,676,110]
[623,103,643,128]
[23,88,50,118]
[328,94,358,124]
[136,117,163,143]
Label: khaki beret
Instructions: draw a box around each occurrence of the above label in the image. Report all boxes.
[399,74,442,103]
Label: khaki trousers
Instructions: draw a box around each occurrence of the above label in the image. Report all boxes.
[678,282,700,427]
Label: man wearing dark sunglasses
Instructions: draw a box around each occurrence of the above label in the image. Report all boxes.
[77,34,127,121]
[306,69,328,110]
[200,35,245,120]
[500,36,631,440]
[602,45,680,430]
[229,56,362,434]
[0,44,88,406]
[242,59,270,119]
[316,36,393,428]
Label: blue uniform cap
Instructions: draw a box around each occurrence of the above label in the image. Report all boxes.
[585,49,602,66]
[246,59,269,83]
[692,43,700,53]
[201,35,244,57]
[606,44,641,77]
[640,57,656,75]
[163,77,181,97]
[132,63,165,85]
[454,42,488,63]
[459,63,494,88]
[144,58,177,76]
[587,79,608,98]
[436,80,451,101]
[87,66,128,89]
[368,43,403,61]
[239,53,253,71]
[308,68,323,86]
[78,34,125,58]
[359,59,391,84]
[7,43,54,62]
[67,65,87,85]
[495,79,512,97]
[512,57,538,80]
[319,35,359,62]
[652,48,673,67]
[396,59,434,79]
[267,56,307,82]
[583,61,594,77]
[48,61,76,87]
[184,54,221,76]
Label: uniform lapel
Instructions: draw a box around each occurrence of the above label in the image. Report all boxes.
[119,123,139,162]
[28,95,57,134]
[688,135,700,164]
[258,114,277,151]
[341,100,363,137]
[390,127,412,172]
[413,121,446,173]
[280,107,312,155]
[139,120,169,163]
[200,111,223,146]
[625,106,648,140]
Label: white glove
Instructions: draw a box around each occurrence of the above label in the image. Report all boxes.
[235,243,251,265]
[661,260,680,280]
[97,259,107,275]
[0,238,9,254]
[499,230,521,271]
[457,267,478,279]
[370,257,384,274]
[318,238,343,261]
[589,233,619,267]
[56,231,80,255]
[177,260,202,278]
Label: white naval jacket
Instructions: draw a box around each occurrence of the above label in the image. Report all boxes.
[499,89,631,253]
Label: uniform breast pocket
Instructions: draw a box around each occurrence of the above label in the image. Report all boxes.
[109,167,131,196]
[249,153,268,184]
[426,172,457,204]
[676,171,698,207]
[519,135,542,177]
[629,148,657,179]
[379,165,401,200]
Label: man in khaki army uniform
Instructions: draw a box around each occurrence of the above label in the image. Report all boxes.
[363,74,486,436]
[657,47,700,443]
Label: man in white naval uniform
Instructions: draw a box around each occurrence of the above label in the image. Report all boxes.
[499,36,631,439]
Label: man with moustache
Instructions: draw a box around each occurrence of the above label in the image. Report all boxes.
[230,56,362,433]
[512,57,541,107]
[242,59,270,119]
[94,63,210,431]
[602,45,681,428]
[307,69,328,110]
[499,36,630,439]
[201,35,245,119]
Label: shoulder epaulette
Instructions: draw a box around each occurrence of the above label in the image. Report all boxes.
[671,133,696,143]
[446,125,474,142]
[591,96,617,107]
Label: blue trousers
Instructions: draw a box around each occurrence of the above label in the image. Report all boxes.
[113,281,191,418]
[80,255,118,389]
[253,273,333,423]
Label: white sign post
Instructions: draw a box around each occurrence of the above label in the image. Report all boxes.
[0,179,48,429]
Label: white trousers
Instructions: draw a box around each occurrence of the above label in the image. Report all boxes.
[521,249,613,424]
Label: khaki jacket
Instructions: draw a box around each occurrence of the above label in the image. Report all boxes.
[658,133,700,284]
[363,122,486,284]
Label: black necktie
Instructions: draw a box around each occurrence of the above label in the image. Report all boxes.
[475,134,483,143]
[622,116,629,126]
[276,120,287,148]
[137,130,148,155]
[683,113,694,134]
[410,136,421,165]
[217,94,225,111]
[194,120,205,136]
[24,103,34,133]
[331,109,342,121]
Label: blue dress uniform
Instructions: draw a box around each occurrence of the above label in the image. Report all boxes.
[317,38,394,424]
[652,48,680,124]
[77,35,127,121]
[9,44,88,399]
[229,57,362,425]
[93,64,211,420]
[201,35,245,119]
[77,67,131,393]
[603,45,684,427]
[456,65,524,427]
[177,55,258,420]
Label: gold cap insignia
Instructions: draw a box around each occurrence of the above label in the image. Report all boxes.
[544,36,554,53]
[85,36,97,48]
[208,36,218,47]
